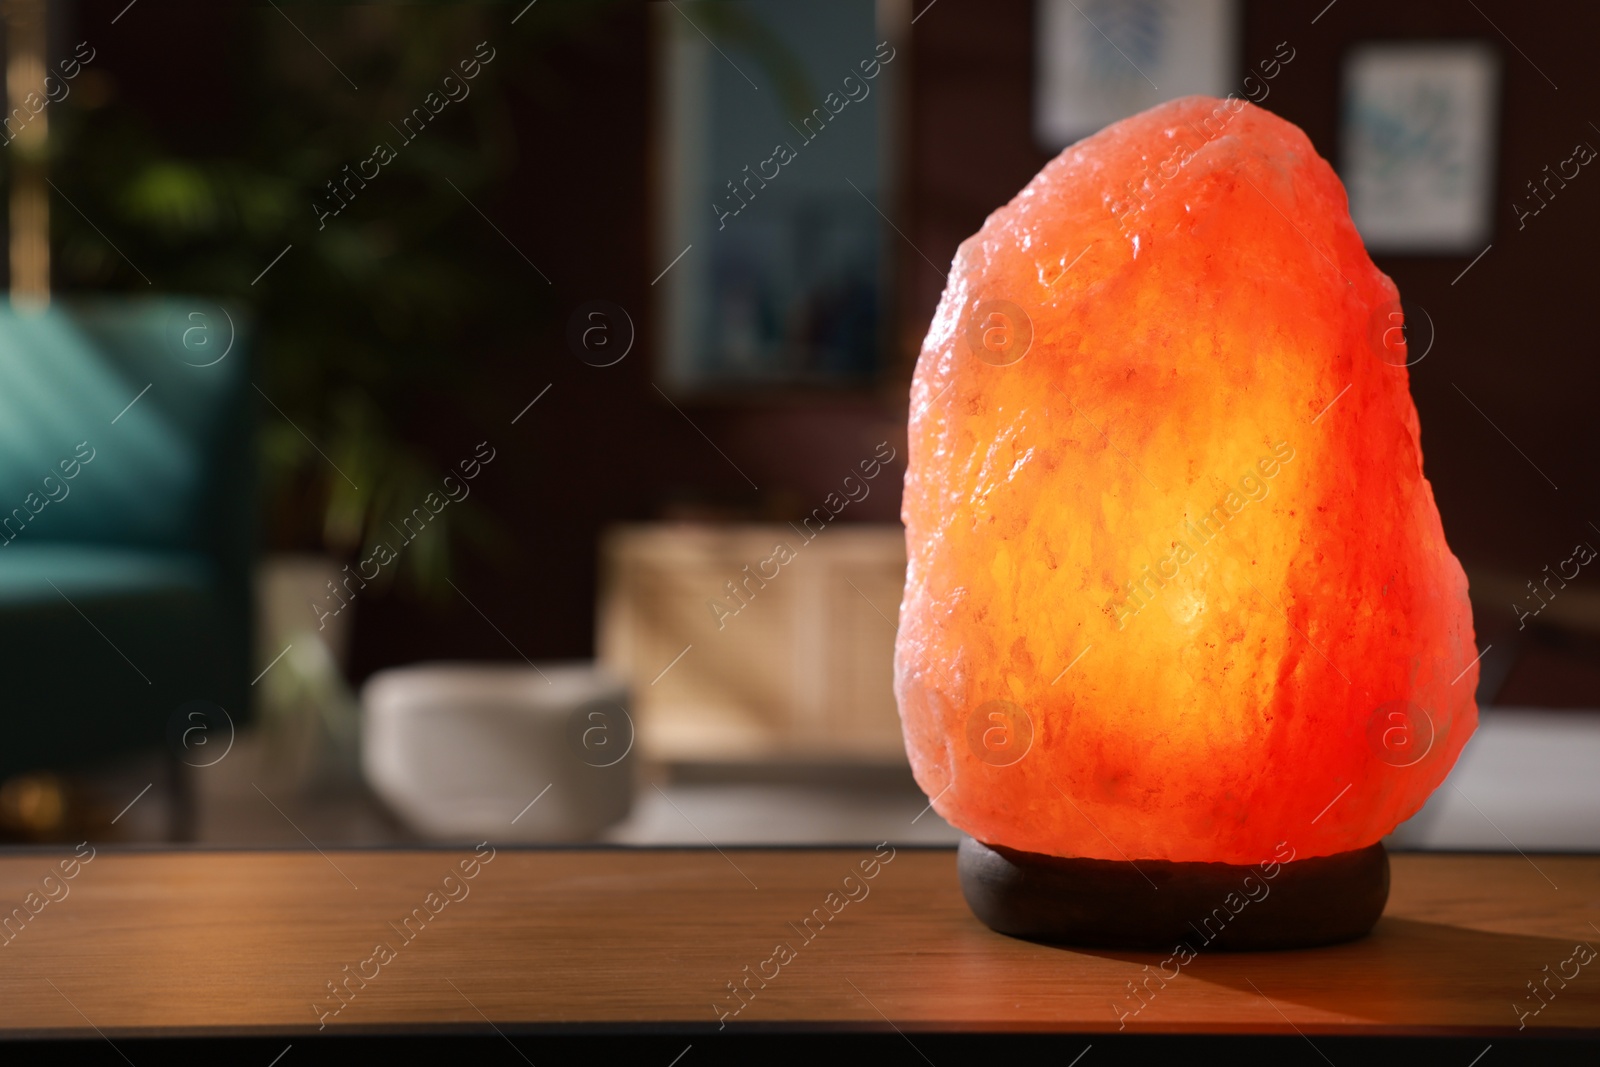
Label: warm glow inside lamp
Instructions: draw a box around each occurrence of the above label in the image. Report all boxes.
[895,97,1479,949]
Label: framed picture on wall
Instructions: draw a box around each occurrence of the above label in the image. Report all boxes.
[653,0,903,394]
[1033,0,1238,150]
[1340,42,1500,254]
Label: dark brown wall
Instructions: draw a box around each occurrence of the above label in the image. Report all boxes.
[347,1,910,677]
[68,1,1600,703]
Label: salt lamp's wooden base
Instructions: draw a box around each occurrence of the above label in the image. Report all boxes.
[957,836,1388,950]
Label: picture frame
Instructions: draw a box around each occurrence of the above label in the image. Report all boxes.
[1340,42,1500,254]
[653,0,903,394]
[1034,0,1239,150]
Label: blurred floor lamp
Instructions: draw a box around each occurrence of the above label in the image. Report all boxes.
[4,0,48,307]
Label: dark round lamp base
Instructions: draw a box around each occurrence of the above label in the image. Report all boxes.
[957,836,1388,951]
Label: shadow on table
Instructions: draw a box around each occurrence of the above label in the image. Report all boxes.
[1074,918,1598,1033]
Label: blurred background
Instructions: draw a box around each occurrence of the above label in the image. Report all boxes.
[0,0,1594,852]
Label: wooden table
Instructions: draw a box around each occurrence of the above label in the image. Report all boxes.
[0,846,1595,1049]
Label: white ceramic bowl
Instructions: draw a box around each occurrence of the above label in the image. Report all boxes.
[361,661,634,842]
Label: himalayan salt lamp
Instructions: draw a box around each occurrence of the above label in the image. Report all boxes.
[896,96,1478,949]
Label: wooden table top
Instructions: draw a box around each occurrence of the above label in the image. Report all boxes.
[0,845,1595,1039]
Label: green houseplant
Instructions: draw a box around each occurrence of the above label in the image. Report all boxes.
[45,3,546,602]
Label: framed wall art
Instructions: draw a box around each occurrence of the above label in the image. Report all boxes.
[1340,42,1500,254]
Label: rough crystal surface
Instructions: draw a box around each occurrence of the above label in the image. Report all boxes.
[895,96,1478,864]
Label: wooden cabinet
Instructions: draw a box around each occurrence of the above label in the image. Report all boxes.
[598,523,909,763]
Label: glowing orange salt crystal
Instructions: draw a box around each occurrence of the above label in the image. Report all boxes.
[895,96,1478,865]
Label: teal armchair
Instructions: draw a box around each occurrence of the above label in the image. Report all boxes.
[0,298,253,793]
